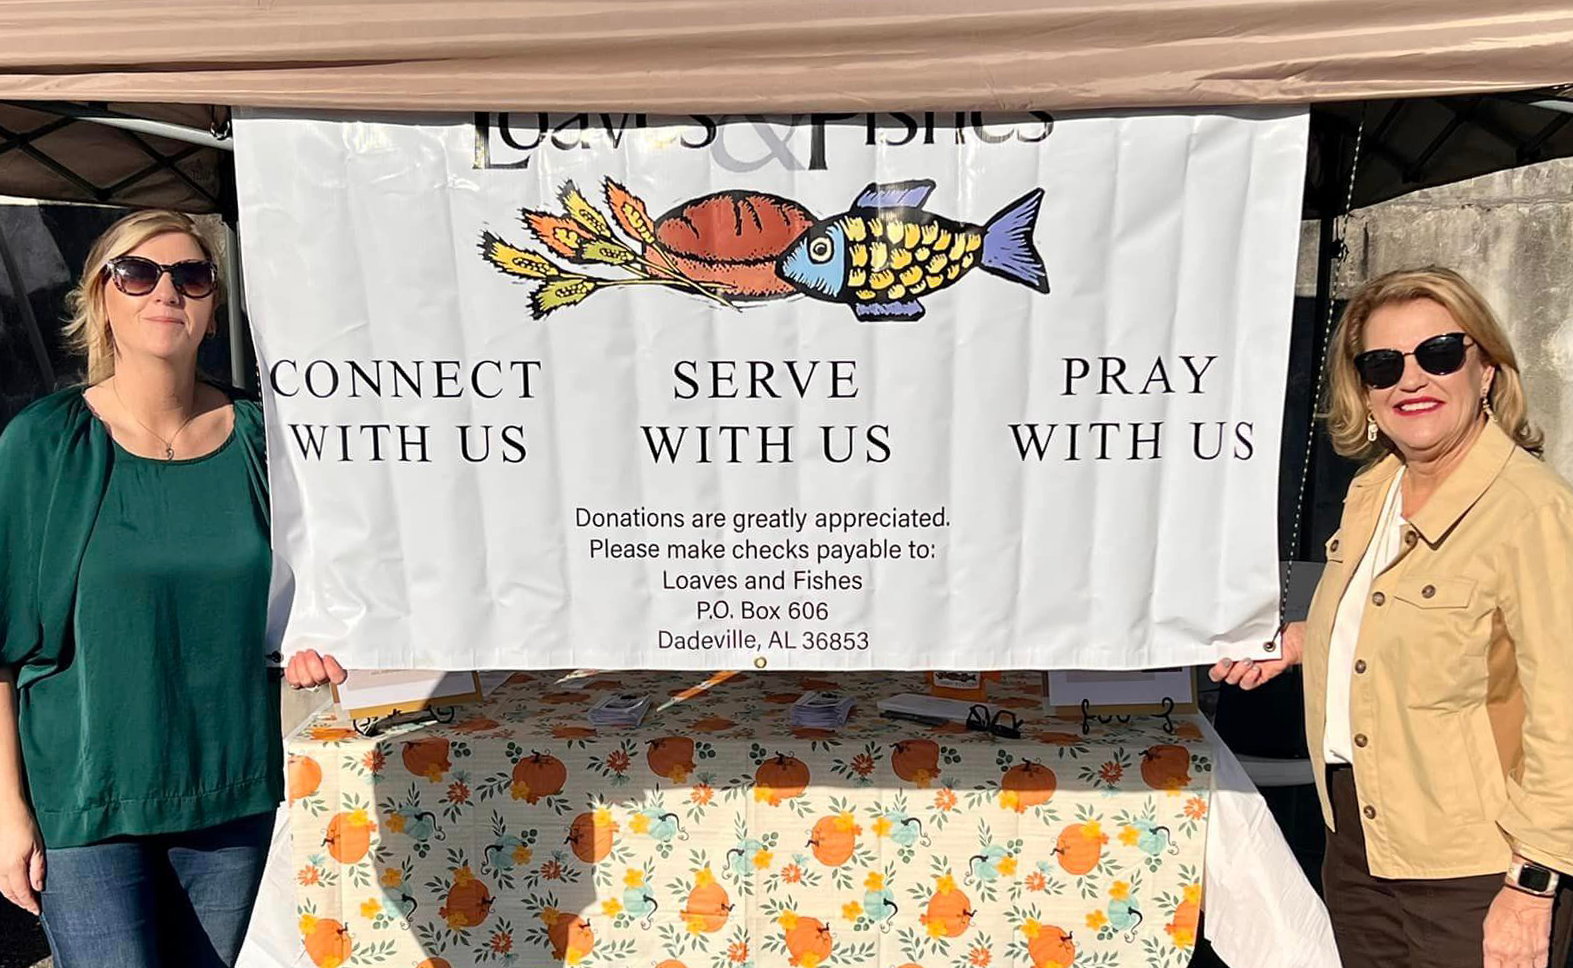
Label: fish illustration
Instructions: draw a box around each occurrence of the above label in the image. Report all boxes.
[776,179,1049,321]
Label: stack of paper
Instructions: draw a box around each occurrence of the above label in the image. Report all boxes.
[587,692,652,727]
[791,691,856,729]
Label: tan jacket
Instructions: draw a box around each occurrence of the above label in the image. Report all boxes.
[1303,421,1573,879]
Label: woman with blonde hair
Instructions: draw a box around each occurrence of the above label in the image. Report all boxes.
[1213,267,1573,968]
[0,209,341,966]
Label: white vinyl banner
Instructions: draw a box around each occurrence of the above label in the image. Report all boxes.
[233,109,1308,671]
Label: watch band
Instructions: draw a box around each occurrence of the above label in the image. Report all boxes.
[1506,859,1560,898]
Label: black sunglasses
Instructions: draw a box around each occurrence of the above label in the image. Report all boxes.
[966,704,1021,740]
[103,255,218,300]
[1353,332,1473,389]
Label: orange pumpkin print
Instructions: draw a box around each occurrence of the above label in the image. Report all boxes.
[415,961,452,968]
[540,906,595,963]
[682,867,732,933]
[808,812,861,866]
[567,809,618,863]
[1174,721,1204,741]
[690,715,737,733]
[300,915,352,967]
[765,692,803,704]
[1025,921,1076,968]
[288,754,322,802]
[553,726,598,739]
[511,751,567,803]
[452,716,501,734]
[754,754,811,806]
[1000,760,1057,812]
[1055,822,1108,875]
[647,736,697,783]
[891,739,941,787]
[1140,745,1192,792]
[401,738,452,782]
[1166,884,1202,946]
[655,962,689,968]
[920,877,974,938]
[793,727,839,740]
[323,809,377,864]
[542,690,592,704]
[438,866,494,929]
[779,912,833,967]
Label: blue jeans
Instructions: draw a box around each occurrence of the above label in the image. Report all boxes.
[38,811,274,968]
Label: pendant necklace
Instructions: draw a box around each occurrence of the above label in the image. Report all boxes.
[112,378,199,460]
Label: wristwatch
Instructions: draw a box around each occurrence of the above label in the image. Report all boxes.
[1506,859,1560,898]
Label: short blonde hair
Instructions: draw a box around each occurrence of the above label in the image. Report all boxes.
[62,210,222,385]
[1325,267,1542,461]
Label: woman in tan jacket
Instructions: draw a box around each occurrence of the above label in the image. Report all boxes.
[1212,268,1573,968]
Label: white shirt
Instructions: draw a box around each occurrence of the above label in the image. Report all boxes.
[1324,468,1408,765]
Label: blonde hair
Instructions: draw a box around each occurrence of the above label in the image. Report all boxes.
[62,210,222,385]
[1325,266,1542,461]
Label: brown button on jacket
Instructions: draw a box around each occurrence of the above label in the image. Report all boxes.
[1303,421,1573,878]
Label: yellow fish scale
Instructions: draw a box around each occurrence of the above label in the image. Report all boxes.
[868,269,896,289]
[884,220,904,245]
[850,244,869,268]
[926,274,945,289]
[946,264,962,280]
[888,282,908,300]
[928,253,949,274]
[948,233,970,260]
[890,248,913,270]
[920,222,940,244]
[915,246,931,261]
[899,265,924,287]
[908,277,928,295]
[854,288,877,301]
[966,234,982,252]
[961,253,977,270]
[869,241,890,272]
[904,224,922,248]
[935,228,952,252]
[848,267,868,288]
[844,218,867,242]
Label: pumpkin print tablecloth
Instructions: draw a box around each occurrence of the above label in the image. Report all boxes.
[286,671,1214,968]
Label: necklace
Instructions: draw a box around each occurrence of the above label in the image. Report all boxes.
[111,378,200,460]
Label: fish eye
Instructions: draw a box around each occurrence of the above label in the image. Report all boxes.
[808,236,834,263]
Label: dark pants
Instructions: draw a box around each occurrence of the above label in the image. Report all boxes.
[38,811,273,968]
[1324,766,1573,968]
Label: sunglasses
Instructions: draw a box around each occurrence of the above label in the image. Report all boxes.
[966,704,1022,740]
[1353,332,1473,389]
[103,255,218,300]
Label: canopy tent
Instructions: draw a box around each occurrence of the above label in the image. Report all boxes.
[1,1,1572,213]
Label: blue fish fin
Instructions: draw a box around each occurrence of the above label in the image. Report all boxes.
[852,299,926,322]
[980,188,1050,294]
[853,180,935,211]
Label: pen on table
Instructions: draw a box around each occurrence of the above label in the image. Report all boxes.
[880,710,950,727]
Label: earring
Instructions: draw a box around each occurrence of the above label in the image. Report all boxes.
[1366,413,1378,443]
[1482,390,1495,421]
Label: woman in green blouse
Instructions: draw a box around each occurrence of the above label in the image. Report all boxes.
[0,210,305,967]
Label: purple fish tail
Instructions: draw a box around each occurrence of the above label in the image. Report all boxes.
[980,188,1049,294]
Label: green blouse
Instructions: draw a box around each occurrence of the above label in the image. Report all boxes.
[0,387,283,847]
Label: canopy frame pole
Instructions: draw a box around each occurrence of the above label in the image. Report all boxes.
[0,101,231,152]
[221,220,249,389]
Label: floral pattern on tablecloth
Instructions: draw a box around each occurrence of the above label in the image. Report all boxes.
[287,671,1213,968]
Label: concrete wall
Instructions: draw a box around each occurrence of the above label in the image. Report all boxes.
[1297,157,1573,482]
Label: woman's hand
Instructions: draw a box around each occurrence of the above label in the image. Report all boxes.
[0,802,44,914]
[1207,621,1305,690]
[1483,883,1554,968]
[284,650,347,691]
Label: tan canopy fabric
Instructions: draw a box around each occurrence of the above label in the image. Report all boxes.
[2,1,1572,213]
[0,1,1570,113]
